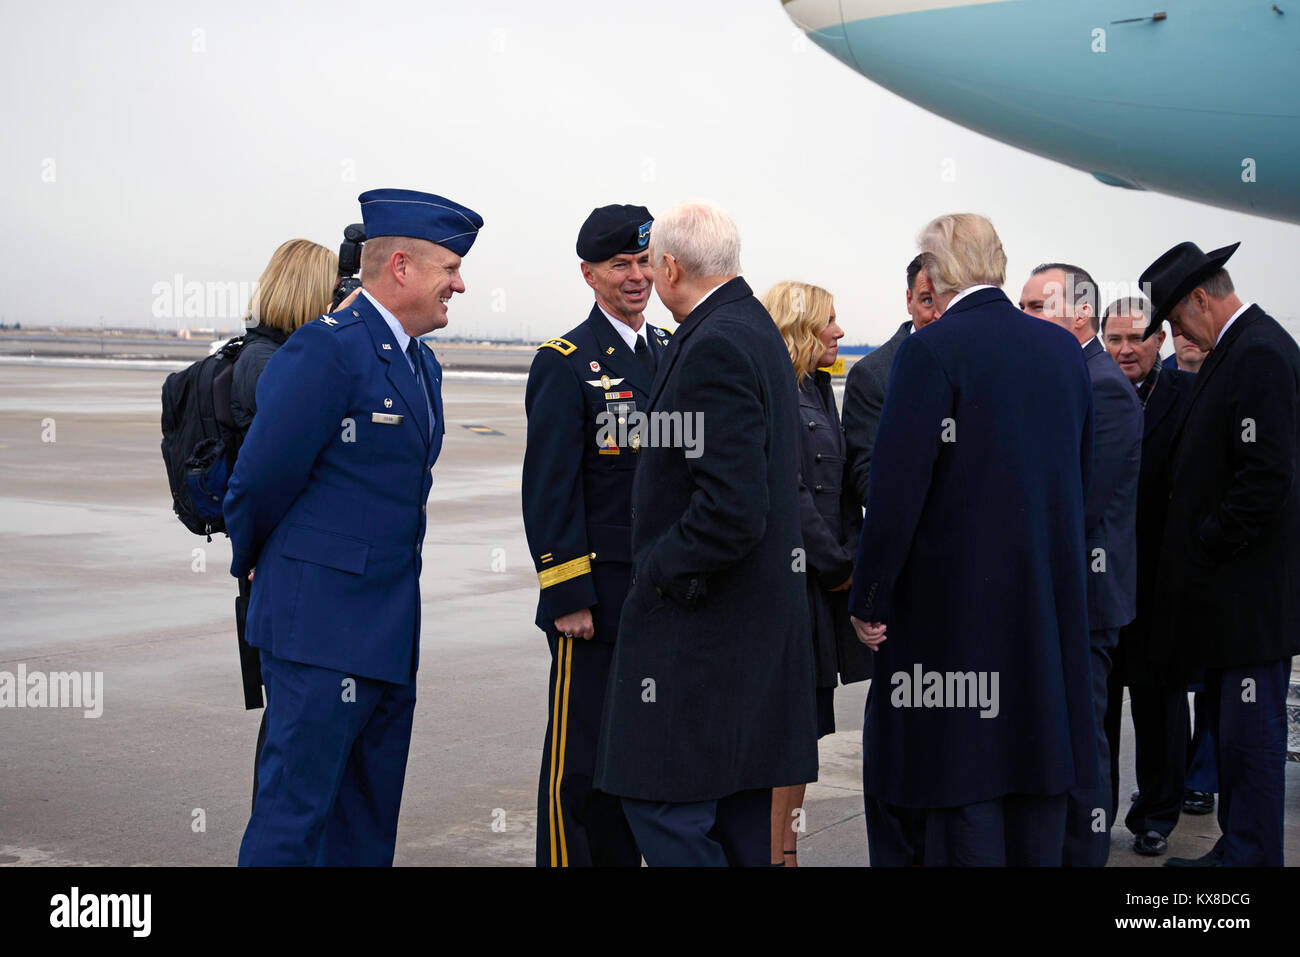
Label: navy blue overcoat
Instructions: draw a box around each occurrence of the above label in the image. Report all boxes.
[848,287,1098,807]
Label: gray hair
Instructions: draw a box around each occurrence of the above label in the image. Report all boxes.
[648,200,741,277]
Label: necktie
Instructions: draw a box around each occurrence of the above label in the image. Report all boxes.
[406,338,434,440]
[635,334,656,379]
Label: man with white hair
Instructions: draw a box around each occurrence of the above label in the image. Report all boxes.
[593,201,818,866]
[848,213,1097,865]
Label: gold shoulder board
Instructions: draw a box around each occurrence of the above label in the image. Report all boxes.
[538,337,577,355]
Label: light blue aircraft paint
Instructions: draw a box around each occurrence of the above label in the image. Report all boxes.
[783,0,1300,224]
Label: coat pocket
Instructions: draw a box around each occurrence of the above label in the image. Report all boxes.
[281,525,371,575]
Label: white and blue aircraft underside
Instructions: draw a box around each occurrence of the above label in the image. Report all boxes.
[783,0,1300,224]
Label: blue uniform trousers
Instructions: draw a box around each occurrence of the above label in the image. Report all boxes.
[621,788,771,866]
[865,794,1067,866]
[1064,627,1119,866]
[1202,658,1290,866]
[238,651,417,866]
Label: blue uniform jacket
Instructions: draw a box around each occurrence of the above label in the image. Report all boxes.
[521,305,671,641]
[223,293,444,685]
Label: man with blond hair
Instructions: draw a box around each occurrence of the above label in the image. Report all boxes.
[847,213,1097,865]
[594,200,817,866]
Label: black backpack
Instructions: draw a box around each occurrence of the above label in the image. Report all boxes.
[160,336,246,539]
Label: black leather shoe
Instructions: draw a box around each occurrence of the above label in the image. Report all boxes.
[1164,847,1224,867]
[1183,790,1215,815]
[1130,789,1140,803]
[1133,831,1168,856]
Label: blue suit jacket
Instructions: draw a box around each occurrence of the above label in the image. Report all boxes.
[1082,336,1142,633]
[223,293,444,684]
[848,287,1097,806]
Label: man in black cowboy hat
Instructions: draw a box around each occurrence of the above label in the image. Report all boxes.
[1140,241,1300,866]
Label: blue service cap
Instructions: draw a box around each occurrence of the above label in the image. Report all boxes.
[358,188,484,256]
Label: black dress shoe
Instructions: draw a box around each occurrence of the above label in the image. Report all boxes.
[1130,789,1140,803]
[1133,831,1168,856]
[1183,790,1215,815]
[1164,847,1224,867]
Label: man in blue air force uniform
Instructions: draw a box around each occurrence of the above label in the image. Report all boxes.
[522,205,669,866]
[224,188,483,865]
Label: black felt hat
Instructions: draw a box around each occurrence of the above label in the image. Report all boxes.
[1139,241,1240,338]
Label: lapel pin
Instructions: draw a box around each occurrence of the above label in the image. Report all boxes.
[384,398,393,408]
[605,347,615,355]
[590,361,601,371]
[382,343,392,350]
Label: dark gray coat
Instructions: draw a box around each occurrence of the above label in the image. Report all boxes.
[843,320,911,506]
[594,278,819,803]
[796,371,873,688]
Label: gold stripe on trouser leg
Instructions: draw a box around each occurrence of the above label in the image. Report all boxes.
[547,636,567,866]
[553,635,575,866]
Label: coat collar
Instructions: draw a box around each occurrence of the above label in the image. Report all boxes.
[353,292,430,447]
[940,285,1007,319]
[1169,304,1262,449]
[1141,363,1189,439]
[648,276,751,410]
[1082,335,1104,362]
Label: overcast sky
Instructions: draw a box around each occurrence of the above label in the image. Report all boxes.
[5,0,1297,345]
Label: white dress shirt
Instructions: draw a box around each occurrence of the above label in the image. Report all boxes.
[1215,301,1254,348]
[597,303,649,352]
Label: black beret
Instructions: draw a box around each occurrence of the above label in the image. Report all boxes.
[576,204,653,262]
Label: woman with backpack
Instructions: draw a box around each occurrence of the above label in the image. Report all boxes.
[233,238,348,808]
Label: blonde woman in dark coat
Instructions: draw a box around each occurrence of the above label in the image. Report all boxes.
[762,281,874,866]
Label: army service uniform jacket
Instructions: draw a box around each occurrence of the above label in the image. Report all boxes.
[522,305,671,640]
[223,294,444,685]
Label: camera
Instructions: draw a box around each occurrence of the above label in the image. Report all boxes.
[331,223,366,310]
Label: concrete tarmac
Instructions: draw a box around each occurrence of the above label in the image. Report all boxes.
[0,362,1296,866]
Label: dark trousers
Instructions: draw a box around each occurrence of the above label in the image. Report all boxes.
[1202,658,1290,866]
[536,634,639,867]
[238,651,416,866]
[237,576,270,812]
[621,788,771,866]
[1064,627,1118,867]
[1186,686,1219,793]
[1123,684,1187,836]
[1103,648,1188,838]
[865,794,1067,866]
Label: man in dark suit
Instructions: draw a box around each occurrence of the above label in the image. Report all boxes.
[850,214,1097,866]
[224,188,482,865]
[843,254,942,506]
[521,204,669,867]
[1139,242,1300,867]
[1020,263,1142,867]
[593,201,817,866]
[1100,298,1195,856]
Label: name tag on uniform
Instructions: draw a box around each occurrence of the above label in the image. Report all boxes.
[372,412,404,425]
